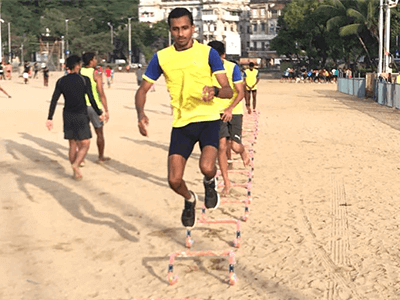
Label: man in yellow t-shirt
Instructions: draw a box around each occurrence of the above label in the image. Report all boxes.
[135,8,233,228]
[244,62,260,114]
[208,40,251,196]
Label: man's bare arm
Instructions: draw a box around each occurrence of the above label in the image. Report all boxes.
[221,81,244,122]
[94,70,109,121]
[135,80,153,137]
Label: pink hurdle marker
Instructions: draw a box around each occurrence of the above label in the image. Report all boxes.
[167,250,237,286]
[185,207,242,249]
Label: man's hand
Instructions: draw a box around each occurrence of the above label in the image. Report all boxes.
[221,107,233,122]
[104,111,110,123]
[202,86,215,102]
[138,113,149,137]
[46,120,53,130]
[99,113,105,123]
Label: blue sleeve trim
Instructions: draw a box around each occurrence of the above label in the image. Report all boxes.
[208,48,225,73]
[144,53,163,81]
[232,64,242,82]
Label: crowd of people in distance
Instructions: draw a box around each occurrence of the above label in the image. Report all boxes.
[280,67,348,84]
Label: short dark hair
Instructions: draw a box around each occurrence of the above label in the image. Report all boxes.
[82,52,96,66]
[66,55,81,70]
[249,62,255,68]
[207,41,225,56]
[168,7,193,27]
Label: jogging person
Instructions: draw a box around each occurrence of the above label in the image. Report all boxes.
[208,41,251,196]
[135,8,233,228]
[244,62,260,114]
[46,55,104,180]
[81,52,110,162]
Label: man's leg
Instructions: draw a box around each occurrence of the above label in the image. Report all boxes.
[168,154,190,199]
[245,90,251,114]
[252,90,257,111]
[94,127,110,162]
[218,137,231,197]
[68,140,78,164]
[70,139,90,180]
[232,141,251,167]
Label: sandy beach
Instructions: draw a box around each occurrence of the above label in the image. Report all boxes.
[1,71,400,300]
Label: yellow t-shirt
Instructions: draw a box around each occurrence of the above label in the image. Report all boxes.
[143,40,226,128]
[80,67,103,109]
[212,59,244,115]
[244,68,259,91]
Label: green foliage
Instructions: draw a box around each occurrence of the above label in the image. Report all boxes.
[0,0,167,63]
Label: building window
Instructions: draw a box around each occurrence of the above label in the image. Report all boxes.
[240,25,242,32]
[253,24,257,32]
[247,41,250,48]
[262,42,265,50]
[247,26,250,34]
[261,8,266,16]
[253,42,257,50]
[252,9,257,17]
[210,24,215,31]
[261,23,266,32]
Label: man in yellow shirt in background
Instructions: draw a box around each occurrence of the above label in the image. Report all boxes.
[135,8,233,228]
[244,62,260,114]
[208,40,251,196]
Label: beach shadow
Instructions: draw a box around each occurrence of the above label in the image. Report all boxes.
[11,168,139,242]
[19,132,169,188]
[5,139,68,176]
[120,136,200,160]
[123,105,171,116]
[121,137,169,152]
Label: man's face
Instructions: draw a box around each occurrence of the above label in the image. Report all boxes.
[170,15,194,50]
[90,56,98,67]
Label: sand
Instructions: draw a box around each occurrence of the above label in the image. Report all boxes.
[1,71,400,300]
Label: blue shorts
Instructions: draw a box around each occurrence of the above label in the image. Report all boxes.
[169,120,221,159]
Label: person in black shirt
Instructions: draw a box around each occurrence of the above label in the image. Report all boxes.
[46,55,104,180]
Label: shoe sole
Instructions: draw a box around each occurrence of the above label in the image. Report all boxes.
[206,192,220,211]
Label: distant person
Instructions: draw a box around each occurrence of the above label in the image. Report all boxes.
[105,65,112,88]
[33,63,39,79]
[23,63,30,84]
[136,66,143,86]
[0,63,5,80]
[43,66,49,87]
[5,63,12,80]
[46,55,104,180]
[81,52,110,162]
[244,62,260,113]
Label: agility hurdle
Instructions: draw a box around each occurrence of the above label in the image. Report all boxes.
[185,207,242,249]
[167,250,237,286]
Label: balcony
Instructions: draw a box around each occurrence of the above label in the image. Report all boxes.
[202,15,218,21]
[223,15,240,22]
[250,33,277,41]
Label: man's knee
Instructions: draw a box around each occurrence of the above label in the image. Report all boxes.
[168,175,183,190]
[231,141,243,153]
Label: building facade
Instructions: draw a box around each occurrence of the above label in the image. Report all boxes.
[139,0,290,61]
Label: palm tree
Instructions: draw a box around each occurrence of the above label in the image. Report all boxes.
[317,0,379,68]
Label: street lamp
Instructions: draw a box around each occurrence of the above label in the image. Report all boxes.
[128,17,132,64]
[8,22,11,63]
[0,18,4,63]
[65,19,69,57]
[107,22,113,45]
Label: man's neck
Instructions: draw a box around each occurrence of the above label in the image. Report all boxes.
[174,39,194,51]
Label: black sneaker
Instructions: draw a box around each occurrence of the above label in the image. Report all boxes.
[203,177,220,210]
[181,191,197,228]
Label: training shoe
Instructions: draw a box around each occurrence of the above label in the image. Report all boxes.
[181,191,197,228]
[203,177,220,210]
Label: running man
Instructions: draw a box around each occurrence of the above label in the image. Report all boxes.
[46,55,104,180]
[135,8,233,228]
[244,62,260,114]
[105,65,112,88]
[208,41,251,196]
[81,52,110,162]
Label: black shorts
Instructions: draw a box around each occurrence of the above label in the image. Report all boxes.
[63,111,92,140]
[169,120,221,159]
[219,114,243,144]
